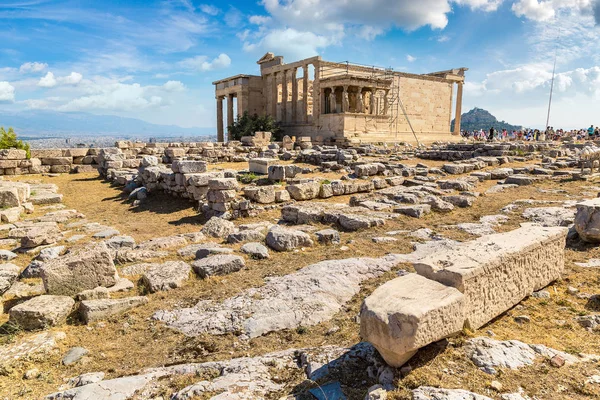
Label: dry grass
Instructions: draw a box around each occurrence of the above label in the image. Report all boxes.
[2,161,600,399]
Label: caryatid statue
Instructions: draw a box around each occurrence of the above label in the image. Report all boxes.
[356,87,364,113]
[342,86,349,113]
[329,89,337,113]
[370,90,377,115]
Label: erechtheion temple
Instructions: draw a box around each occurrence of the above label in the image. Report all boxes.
[213,53,467,144]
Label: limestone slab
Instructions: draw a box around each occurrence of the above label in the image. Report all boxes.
[413,225,568,330]
[360,273,464,367]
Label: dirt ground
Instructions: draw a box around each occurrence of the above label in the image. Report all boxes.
[2,159,600,399]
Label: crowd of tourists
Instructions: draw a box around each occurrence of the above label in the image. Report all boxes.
[460,125,600,142]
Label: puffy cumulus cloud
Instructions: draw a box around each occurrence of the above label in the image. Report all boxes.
[454,0,504,11]
[512,0,596,22]
[512,0,557,21]
[466,63,600,98]
[58,82,164,112]
[162,80,186,92]
[38,71,84,88]
[38,72,57,88]
[261,0,453,32]
[19,62,48,74]
[243,28,334,60]
[178,54,231,71]
[61,72,83,85]
[0,81,15,102]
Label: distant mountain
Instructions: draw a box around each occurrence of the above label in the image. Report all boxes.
[0,110,215,139]
[452,107,523,132]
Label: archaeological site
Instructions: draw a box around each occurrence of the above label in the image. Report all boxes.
[2,128,600,400]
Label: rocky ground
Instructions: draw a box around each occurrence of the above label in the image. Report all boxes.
[2,150,600,399]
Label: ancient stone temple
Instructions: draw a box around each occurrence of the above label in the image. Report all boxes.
[213,52,467,144]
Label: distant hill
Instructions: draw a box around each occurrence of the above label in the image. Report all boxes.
[0,110,215,139]
[452,108,523,132]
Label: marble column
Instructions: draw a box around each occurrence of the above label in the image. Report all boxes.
[291,67,298,123]
[227,94,234,141]
[453,82,464,135]
[303,64,309,123]
[356,87,364,113]
[281,69,288,123]
[216,96,224,142]
[271,72,278,119]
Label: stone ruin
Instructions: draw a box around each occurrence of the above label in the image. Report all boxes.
[4,136,600,399]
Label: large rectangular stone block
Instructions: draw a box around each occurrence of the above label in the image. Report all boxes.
[360,273,464,367]
[413,225,568,330]
[249,158,278,175]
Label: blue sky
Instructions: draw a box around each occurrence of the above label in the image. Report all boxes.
[1,0,599,130]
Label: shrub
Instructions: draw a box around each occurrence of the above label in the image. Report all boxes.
[227,111,283,141]
[0,127,30,158]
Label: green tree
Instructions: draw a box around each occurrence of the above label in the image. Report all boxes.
[227,112,283,141]
[0,127,30,158]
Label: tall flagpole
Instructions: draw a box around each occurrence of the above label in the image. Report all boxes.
[545,28,560,129]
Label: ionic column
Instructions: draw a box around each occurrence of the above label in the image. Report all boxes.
[227,94,234,141]
[216,96,224,142]
[271,72,278,119]
[342,85,349,113]
[453,82,464,135]
[356,87,364,113]
[370,89,376,115]
[303,64,309,123]
[291,67,298,123]
[281,69,288,123]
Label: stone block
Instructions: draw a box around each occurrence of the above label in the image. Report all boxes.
[165,148,186,158]
[41,242,118,296]
[79,297,148,324]
[192,255,245,278]
[172,160,207,174]
[575,199,600,243]
[208,178,239,190]
[286,182,320,201]
[0,149,27,160]
[413,225,568,330]
[249,158,278,175]
[244,186,276,204]
[0,187,21,208]
[41,157,72,166]
[9,295,75,330]
[360,273,465,367]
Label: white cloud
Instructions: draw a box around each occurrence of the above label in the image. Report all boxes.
[407,54,417,62]
[19,62,48,74]
[61,72,83,85]
[511,0,596,22]
[357,26,385,41]
[249,15,271,25]
[38,71,83,88]
[38,72,57,88]
[0,81,15,102]
[454,0,504,11]
[200,4,220,15]
[58,82,165,112]
[512,0,557,21]
[178,54,232,71]
[243,28,337,60]
[437,35,450,42]
[162,80,186,92]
